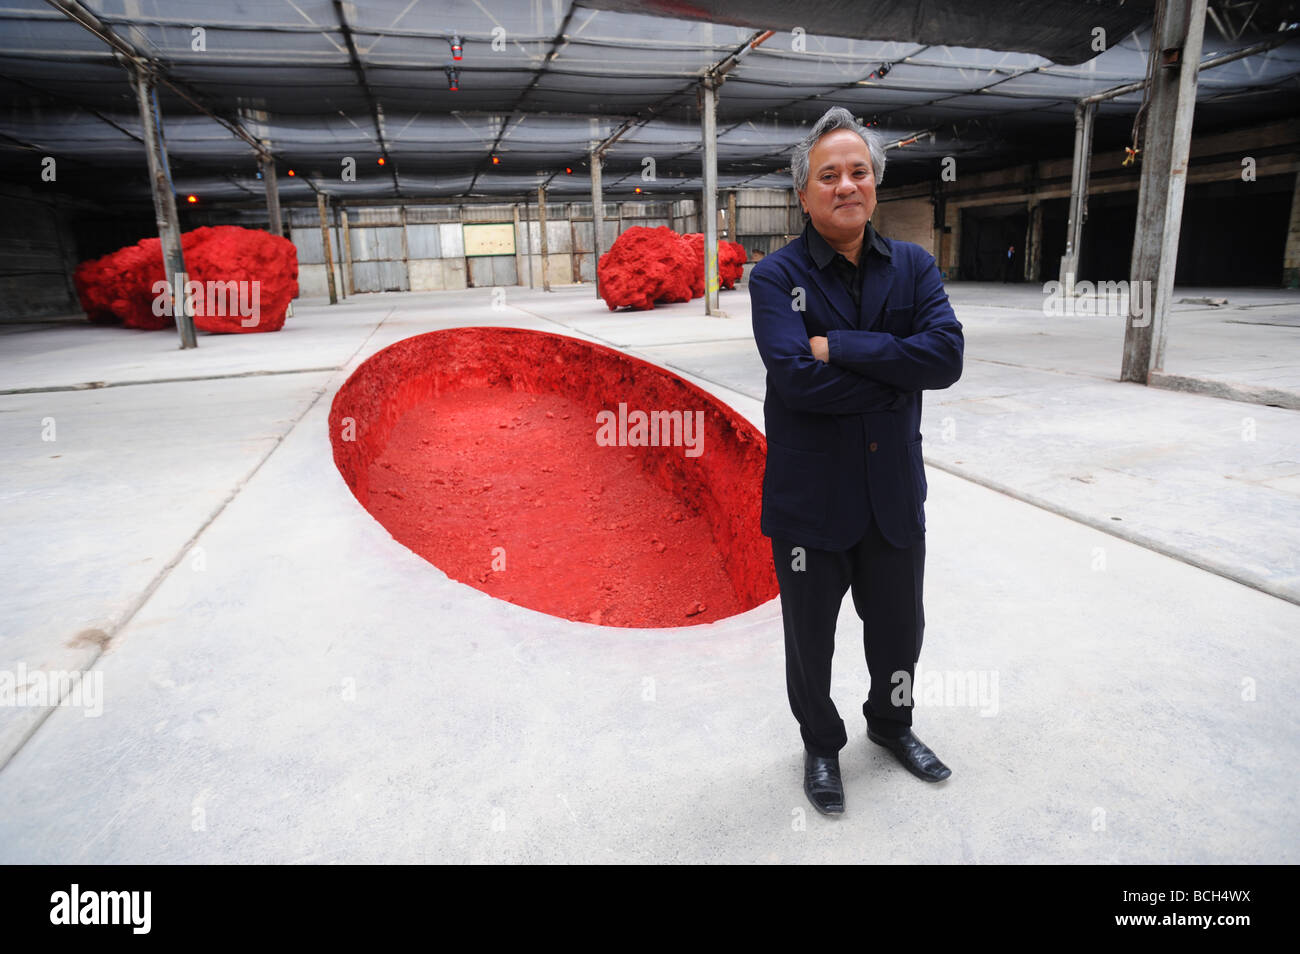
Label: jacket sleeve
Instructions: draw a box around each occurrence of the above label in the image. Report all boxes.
[824,247,964,392]
[750,262,906,415]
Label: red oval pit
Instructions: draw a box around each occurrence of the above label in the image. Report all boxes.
[329,327,778,628]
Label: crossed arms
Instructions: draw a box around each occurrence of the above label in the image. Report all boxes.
[750,247,964,415]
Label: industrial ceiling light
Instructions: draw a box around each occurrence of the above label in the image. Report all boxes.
[186,194,198,203]
[446,66,460,91]
[450,34,463,60]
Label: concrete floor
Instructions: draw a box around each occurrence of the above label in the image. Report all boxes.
[1,280,1297,863]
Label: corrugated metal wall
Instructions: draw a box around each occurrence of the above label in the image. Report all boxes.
[735,188,803,261]
[286,192,795,297]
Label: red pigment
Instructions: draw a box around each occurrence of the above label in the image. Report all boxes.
[73,225,298,333]
[329,327,778,629]
[368,386,742,626]
[681,233,748,290]
[596,226,747,311]
[596,225,697,311]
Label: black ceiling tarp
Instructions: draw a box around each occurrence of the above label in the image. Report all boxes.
[0,0,1297,206]
[576,0,1159,66]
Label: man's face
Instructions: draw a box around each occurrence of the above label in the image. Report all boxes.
[797,128,877,241]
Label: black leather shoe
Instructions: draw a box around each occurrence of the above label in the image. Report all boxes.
[803,752,845,815]
[867,728,952,782]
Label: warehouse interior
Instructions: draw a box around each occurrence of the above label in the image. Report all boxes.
[1,0,1298,863]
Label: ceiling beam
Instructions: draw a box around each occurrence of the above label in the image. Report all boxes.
[333,0,400,197]
[467,0,582,194]
[43,0,277,165]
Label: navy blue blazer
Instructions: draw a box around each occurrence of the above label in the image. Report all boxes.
[749,222,964,550]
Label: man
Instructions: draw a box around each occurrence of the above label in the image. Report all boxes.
[749,106,964,816]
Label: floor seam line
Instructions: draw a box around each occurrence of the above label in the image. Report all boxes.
[0,366,341,396]
[0,309,397,776]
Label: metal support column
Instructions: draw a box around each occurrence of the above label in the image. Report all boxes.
[591,147,604,299]
[1121,0,1209,381]
[1059,101,1095,291]
[340,209,354,296]
[318,192,338,304]
[701,75,721,315]
[1027,199,1043,283]
[512,203,523,287]
[333,202,347,298]
[398,204,410,292]
[523,194,534,289]
[537,185,551,292]
[260,150,283,238]
[130,61,195,348]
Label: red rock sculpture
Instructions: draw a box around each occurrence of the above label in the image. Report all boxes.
[596,225,698,311]
[183,226,298,333]
[720,239,748,289]
[682,233,749,291]
[73,240,170,330]
[72,225,298,333]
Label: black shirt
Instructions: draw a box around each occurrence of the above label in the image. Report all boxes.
[804,219,892,310]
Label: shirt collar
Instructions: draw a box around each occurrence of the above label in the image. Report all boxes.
[804,219,891,270]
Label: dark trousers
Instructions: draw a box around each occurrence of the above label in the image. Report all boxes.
[771,517,926,758]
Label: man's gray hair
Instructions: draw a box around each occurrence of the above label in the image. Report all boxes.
[790,106,886,196]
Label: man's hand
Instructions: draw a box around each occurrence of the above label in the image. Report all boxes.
[809,335,829,363]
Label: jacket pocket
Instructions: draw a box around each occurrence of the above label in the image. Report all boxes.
[763,440,832,531]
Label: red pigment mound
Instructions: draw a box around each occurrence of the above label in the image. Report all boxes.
[682,233,748,290]
[74,240,170,329]
[596,225,697,311]
[329,327,778,628]
[72,225,298,333]
[183,226,298,333]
